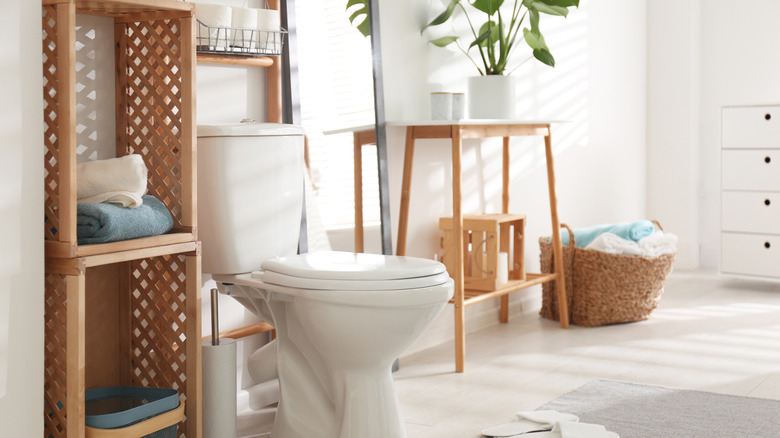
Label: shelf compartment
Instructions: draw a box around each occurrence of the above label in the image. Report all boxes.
[44,247,201,438]
[43,0,197,257]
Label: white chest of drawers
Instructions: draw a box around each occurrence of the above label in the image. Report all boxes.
[721,105,780,278]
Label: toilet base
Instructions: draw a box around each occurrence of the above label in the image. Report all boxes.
[273,366,406,438]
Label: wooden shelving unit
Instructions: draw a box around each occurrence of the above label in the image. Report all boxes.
[42,1,201,437]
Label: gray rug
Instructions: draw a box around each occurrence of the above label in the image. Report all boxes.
[537,380,780,438]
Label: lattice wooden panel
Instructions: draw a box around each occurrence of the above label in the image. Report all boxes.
[130,254,189,437]
[118,19,184,228]
[44,273,68,438]
[42,5,60,242]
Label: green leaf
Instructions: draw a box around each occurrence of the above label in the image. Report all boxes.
[471,0,504,15]
[470,21,500,48]
[422,0,461,32]
[530,2,570,17]
[533,0,579,7]
[529,8,539,33]
[429,36,460,47]
[346,0,371,37]
[522,27,547,50]
[533,48,555,66]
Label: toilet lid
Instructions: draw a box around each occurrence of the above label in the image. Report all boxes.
[253,251,450,290]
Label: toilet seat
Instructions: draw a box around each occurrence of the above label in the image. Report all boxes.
[260,251,446,280]
[254,251,450,290]
[230,251,454,307]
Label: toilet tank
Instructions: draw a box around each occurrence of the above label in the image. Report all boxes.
[197,123,305,274]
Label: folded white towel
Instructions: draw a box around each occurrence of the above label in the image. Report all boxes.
[77,154,148,208]
[523,421,620,438]
[638,232,678,257]
[482,410,580,436]
[585,231,677,258]
[585,232,645,256]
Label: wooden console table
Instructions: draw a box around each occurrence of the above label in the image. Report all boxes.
[390,120,570,373]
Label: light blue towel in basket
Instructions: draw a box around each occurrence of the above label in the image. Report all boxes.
[561,220,656,248]
[77,195,174,245]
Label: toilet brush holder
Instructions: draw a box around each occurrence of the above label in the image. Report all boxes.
[202,289,238,438]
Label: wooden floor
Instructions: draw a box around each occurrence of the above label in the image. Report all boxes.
[393,270,780,437]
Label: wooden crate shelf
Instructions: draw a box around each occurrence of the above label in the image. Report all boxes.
[44,246,201,438]
[43,0,197,255]
[41,1,201,437]
[440,213,526,292]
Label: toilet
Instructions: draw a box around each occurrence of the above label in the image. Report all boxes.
[197,122,454,438]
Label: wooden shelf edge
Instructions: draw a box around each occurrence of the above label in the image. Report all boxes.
[46,232,197,259]
[71,0,194,15]
[197,53,274,67]
[456,272,558,306]
[46,240,200,274]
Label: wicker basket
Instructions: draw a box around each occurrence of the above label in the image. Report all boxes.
[539,222,676,327]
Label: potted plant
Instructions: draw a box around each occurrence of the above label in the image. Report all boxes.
[423,0,578,119]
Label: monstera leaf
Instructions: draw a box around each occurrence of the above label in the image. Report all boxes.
[347,0,370,37]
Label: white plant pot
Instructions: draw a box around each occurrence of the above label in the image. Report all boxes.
[467,75,516,119]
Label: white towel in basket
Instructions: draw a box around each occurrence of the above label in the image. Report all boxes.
[77,154,148,208]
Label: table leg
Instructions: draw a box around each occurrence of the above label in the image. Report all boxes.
[353,133,364,253]
[396,127,415,256]
[543,132,570,328]
[502,136,510,215]
[500,136,510,323]
[452,127,466,373]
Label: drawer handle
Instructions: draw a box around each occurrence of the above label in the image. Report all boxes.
[765,156,772,164]
[765,242,771,249]
[766,199,772,206]
[766,113,772,121]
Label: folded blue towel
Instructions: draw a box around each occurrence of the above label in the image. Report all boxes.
[561,220,656,248]
[77,195,174,245]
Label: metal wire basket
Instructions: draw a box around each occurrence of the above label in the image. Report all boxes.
[196,18,286,56]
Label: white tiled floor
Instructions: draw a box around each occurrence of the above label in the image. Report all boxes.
[393,270,780,438]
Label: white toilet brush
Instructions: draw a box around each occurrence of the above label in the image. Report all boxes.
[202,288,238,438]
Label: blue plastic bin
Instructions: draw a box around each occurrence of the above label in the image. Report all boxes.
[85,386,183,438]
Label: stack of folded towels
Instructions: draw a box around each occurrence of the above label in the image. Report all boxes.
[559,220,677,257]
[76,154,173,245]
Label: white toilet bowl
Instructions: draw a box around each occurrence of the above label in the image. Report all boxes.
[214,251,454,438]
[197,123,454,436]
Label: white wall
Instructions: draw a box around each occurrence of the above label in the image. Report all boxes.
[378,0,649,353]
[0,1,44,435]
[646,0,700,269]
[647,0,780,269]
[697,0,780,268]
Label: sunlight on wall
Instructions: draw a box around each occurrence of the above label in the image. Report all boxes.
[74,15,117,162]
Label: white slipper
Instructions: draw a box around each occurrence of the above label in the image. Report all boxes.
[481,410,580,437]
[526,421,620,438]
